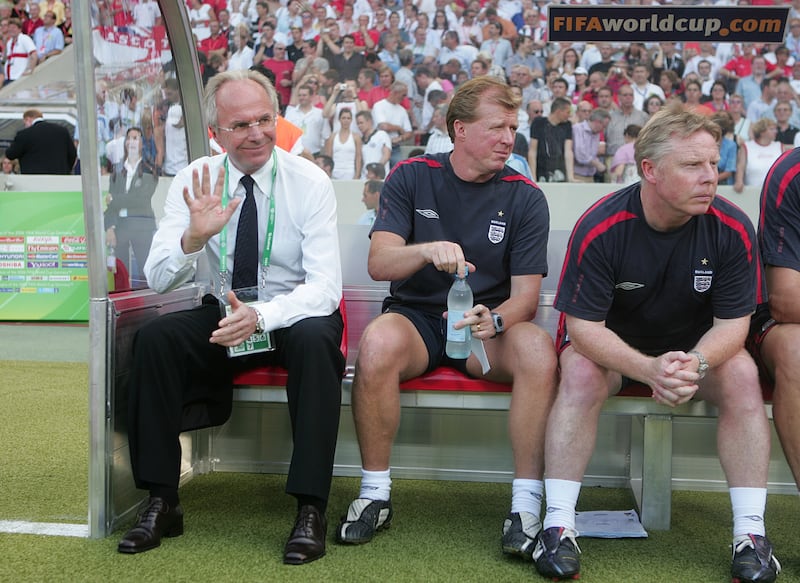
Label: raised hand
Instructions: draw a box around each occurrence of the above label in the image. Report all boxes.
[181,163,241,254]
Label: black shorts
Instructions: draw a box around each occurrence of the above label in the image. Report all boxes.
[383,301,471,376]
[746,303,778,379]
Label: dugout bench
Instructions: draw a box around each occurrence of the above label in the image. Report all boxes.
[104,226,785,537]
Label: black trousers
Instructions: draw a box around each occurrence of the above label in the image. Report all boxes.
[127,295,345,502]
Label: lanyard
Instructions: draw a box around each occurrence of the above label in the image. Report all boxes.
[218,153,278,291]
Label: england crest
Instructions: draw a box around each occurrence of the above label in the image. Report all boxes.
[694,275,712,292]
[488,223,506,244]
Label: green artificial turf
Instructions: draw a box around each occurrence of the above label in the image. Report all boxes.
[2,359,799,582]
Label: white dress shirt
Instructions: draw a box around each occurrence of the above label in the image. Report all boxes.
[145,147,342,331]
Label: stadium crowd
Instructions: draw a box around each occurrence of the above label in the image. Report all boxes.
[9,0,800,183]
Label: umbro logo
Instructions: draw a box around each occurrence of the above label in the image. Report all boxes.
[416,209,440,219]
[615,282,645,290]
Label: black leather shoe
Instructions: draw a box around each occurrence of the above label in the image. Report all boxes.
[283,505,327,565]
[118,497,184,554]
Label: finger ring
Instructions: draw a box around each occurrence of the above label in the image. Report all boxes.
[476,324,481,331]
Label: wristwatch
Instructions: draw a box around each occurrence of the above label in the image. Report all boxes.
[490,312,504,337]
[688,350,708,379]
[252,308,266,334]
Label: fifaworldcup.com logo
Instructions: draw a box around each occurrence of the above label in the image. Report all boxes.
[548,6,788,43]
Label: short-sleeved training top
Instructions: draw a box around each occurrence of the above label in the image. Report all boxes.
[759,148,800,272]
[373,153,550,314]
[555,183,761,355]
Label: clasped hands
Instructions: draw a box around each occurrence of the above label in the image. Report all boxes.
[647,351,702,407]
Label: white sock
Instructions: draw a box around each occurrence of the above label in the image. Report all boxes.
[511,478,544,516]
[543,478,581,532]
[730,487,767,537]
[359,468,391,501]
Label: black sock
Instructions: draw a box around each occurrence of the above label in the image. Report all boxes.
[296,495,326,514]
[150,486,179,507]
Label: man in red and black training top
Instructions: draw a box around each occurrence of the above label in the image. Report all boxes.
[756,147,800,541]
[535,105,780,583]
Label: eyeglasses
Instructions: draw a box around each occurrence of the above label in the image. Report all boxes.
[217,114,276,136]
[530,109,542,114]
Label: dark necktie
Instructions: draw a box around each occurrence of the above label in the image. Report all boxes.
[231,175,258,289]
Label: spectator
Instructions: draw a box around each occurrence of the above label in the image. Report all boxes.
[158,78,187,177]
[356,66,376,103]
[188,0,213,42]
[356,110,391,179]
[580,71,606,108]
[21,3,42,37]
[378,33,402,73]
[227,23,254,71]
[529,96,573,183]
[283,83,328,155]
[253,22,277,63]
[415,65,445,135]
[683,80,715,116]
[410,25,438,67]
[435,30,473,74]
[315,153,334,176]
[711,111,737,186]
[630,64,664,112]
[325,108,362,180]
[423,103,453,155]
[728,93,751,145]
[331,34,365,81]
[609,123,641,185]
[605,84,648,161]
[372,81,414,167]
[746,77,779,123]
[5,108,76,174]
[535,105,778,583]
[455,7,482,47]
[773,80,800,129]
[323,79,366,137]
[292,38,329,83]
[32,10,62,62]
[39,0,66,28]
[774,102,800,146]
[595,85,616,114]
[651,41,686,79]
[317,19,344,62]
[4,18,36,85]
[364,162,386,180]
[357,179,382,225]
[508,64,541,111]
[481,6,517,42]
[658,69,681,102]
[104,127,158,288]
[706,81,729,113]
[571,108,610,183]
[199,19,229,59]
[644,94,664,117]
[504,34,545,82]
[736,55,772,111]
[479,21,512,72]
[383,11,410,48]
[587,42,615,77]
[1,155,20,175]
[286,26,305,63]
[735,118,783,193]
[262,41,294,108]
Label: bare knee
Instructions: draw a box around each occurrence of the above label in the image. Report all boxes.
[557,349,613,410]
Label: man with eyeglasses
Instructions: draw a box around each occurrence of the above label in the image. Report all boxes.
[117,70,344,567]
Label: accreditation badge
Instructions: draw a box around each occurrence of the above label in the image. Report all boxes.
[218,286,275,357]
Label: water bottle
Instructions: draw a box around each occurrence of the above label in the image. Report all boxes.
[445,267,473,359]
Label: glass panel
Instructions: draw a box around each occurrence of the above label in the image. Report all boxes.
[91,1,187,291]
